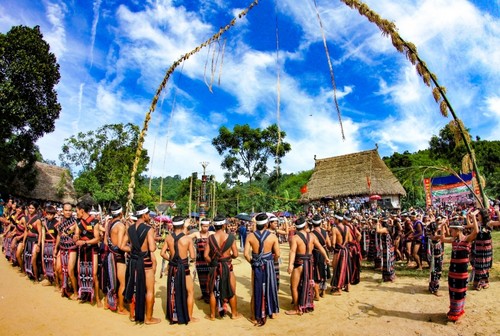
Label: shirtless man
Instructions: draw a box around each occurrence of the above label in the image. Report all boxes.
[286,217,330,315]
[74,200,102,306]
[330,214,353,295]
[161,216,198,324]
[310,214,331,299]
[204,215,241,320]
[244,213,280,326]
[103,202,128,314]
[122,205,161,324]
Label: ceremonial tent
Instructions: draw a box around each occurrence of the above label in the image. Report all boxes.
[300,149,406,208]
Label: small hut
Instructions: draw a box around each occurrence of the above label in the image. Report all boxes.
[11,161,77,204]
[300,149,406,209]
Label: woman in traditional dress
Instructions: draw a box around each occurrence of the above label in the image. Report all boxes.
[22,201,43,282]
[428,217,447,296]
[470,207,500,290]
[189,218,214,303]
[441,211,478,322]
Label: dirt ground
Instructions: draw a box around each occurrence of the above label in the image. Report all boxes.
[0,243,499,336]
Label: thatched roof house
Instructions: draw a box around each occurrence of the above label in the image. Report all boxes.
[300,149,406,205]
[11,162,77,204]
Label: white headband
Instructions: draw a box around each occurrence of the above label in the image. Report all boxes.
[136,207,149,216]
[201,219,211,225]
[295,221,307,229]
[256,218,268,225]
[111,207,122,215]
[214,219,226,226]
[268,216,278,222]
[312,219,322,225]
[172,219,184,226]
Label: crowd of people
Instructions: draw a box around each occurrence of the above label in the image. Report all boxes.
[1,195,499,326]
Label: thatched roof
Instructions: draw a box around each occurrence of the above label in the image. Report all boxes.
[300,149,406,202]
[11,162,77,204]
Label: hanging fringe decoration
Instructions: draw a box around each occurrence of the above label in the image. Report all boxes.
[218,38,227,86]
[126,0,261,215]
[313,0,345,140]
[203,41,213,91]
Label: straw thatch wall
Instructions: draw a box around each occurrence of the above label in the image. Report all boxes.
[11,161,77,204]
[300,149,406,203]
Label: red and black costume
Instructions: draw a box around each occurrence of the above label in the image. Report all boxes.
[42,217,59,282]
[101,218,125,311]
[24,213,41,279]
[207,233,236,318]
[58,216,77,296]
[77,215,99,302]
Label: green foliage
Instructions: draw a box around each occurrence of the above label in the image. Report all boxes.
[0,25,61,189]
[212,124,291,185]
[385,124,500,207]
[60,123,152,204]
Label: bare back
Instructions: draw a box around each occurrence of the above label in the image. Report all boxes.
[165,231,193,260]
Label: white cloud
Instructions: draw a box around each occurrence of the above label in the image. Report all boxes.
[44,0,67,59]
[89,0,102,67]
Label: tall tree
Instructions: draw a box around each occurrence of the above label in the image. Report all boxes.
[59,123,151,205]
[212,124,291,185]
[0,25,61,190]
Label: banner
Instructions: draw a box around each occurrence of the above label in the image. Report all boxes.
[424,173,475,206]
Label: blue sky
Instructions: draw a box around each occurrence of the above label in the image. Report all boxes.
[1,0,499,181]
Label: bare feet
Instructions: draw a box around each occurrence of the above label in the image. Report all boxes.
[118,309,129,315]
[41,279,51,286]
[96,300,103,308]
[190,317,199,322]
[145,317,161,325]
[231,313,242,320]
[204,315,215,321]
[70,293,79,301]
[433,291,443,297]
[332,291,342,296]
[285,310,302,316]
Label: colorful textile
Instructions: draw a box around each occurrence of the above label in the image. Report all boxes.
[101,219,124,311]
[42,240,56,282]
[251,230,279,325]
[195,236,210,302]
[447,239,471,321]
[472,230,492,289]
[207,233,235,318]
[42,218,58,282]
[78,245,96,302]
[380,233,395,282]
[331,226,350,290]
[312,229,331,291]
[295,232,314,313]
[24,237,37,278]
[429,240,443,294]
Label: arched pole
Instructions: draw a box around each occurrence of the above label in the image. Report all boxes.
[125,0,261,215]
[340,0,488,208]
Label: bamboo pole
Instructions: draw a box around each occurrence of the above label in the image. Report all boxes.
[340,0,488,208]
[125,0,261,216]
